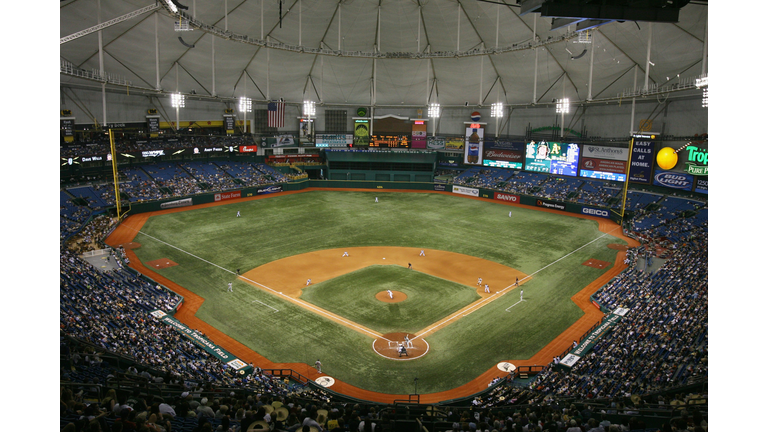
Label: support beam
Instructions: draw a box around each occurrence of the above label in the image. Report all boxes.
[60,4,159,45]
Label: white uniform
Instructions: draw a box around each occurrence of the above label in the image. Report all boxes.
[375,197,378,203]
[387,289,393,299]
[484,284,490,293]
[419,250,425,256]
[228,282,233,292]
[237,211,241,217]
[520,289,524,300]
[477,277,482,286]
[306,279,311,286]
[342,251,349,257]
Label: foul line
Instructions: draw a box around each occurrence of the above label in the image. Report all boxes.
[133,228,387,342]
[505,299,526,312]
[251,299,279,313]
[414,227,620,339]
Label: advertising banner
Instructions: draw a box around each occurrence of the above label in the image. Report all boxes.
[316,133,353,147]
[452,185,479,197]
[628,138,655,184]
[464,127,484,165]
[224,115,235,134]
[160,198,193,209]
[214,191,242,201]
[694,178,708,195]
[146,116,160,135]
[445,137,465,150]
[535,198,566,211]
[494,192,520,203]
[581,145,629,161]
[239,145,258,153]
[580,157,627,174]
[299,118,314,144]
[256,185,283,195]
[353,120,370,146]
[653,169,694,191]
[411,121,427,149]
[581,206,610,218]
[150,310,250,373]
[433,184,446,191]
[427,136,445,149]
[482,143,525,169]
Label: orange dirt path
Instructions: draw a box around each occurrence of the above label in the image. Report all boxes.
[104,187,639,404]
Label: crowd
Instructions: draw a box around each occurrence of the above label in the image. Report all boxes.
[59,161,708,432]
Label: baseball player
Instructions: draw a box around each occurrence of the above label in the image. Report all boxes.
[342,251,349,257]
[228,282,233,292]
[375,197,378,203]
[387,289,393,299]
[520,289,524,300]
[477,277,482,286]
[484,284,490,293]
[419,250,426,256]
[306,278,312,286]
[237,211,241,217]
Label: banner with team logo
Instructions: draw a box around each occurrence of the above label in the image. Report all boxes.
[427,136,446,149]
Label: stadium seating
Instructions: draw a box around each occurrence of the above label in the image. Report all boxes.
[60,153,707,432]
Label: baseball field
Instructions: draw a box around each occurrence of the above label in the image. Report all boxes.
[106,188,636,402]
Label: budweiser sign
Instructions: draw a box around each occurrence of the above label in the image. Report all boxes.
[484,149,523,161]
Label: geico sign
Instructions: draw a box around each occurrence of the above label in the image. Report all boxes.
[582,207,609,217]
[494,192,519,203]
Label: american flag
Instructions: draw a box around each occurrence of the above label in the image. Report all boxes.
[267,100,285,128]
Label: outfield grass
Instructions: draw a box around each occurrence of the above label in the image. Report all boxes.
[132,190,625,394]
[301,265,481,334]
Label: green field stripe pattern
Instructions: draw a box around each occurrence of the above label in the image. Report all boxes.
[132,190,626,395]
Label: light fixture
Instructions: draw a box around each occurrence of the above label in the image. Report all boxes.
[556,98,569,114]
[428,103,440,118]
[171,92,185,108]
[491,102,504,118]
[303,100,316,117]
[696,76,708,108]
[239,96,252,113]
[163,0,178,13]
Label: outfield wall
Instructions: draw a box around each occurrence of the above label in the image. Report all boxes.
[122,179,618,224]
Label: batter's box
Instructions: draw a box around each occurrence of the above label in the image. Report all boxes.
[582,259,610,269]
[146,258,179,269]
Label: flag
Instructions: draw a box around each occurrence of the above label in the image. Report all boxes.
[267,100,285,128]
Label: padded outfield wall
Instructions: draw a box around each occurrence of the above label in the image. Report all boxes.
[123,178,618,224]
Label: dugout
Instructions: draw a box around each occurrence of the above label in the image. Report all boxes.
[324,150,437,182]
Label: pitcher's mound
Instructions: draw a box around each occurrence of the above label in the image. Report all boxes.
[375,290,407,303]
[372,332,429,360]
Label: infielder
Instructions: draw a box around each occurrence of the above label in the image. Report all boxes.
[342,251,349,257]
[227,282,233,292]
[419,250,426,256]
[306,278,312,286]
[484,284,490,293]
[477,277,482,286]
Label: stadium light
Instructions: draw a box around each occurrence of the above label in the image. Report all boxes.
[555,98,569,114]
[696,76,708,108]
[239,96,252,113]
[491,102,504,118]
[303,100,316,117]
[428,103,440,118]
[171,92,185,108]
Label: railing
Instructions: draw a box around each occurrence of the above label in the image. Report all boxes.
[60,59,132,87]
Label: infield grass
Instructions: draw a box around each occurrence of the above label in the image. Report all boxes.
[301,265,481,334]
[132,190,625,394]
